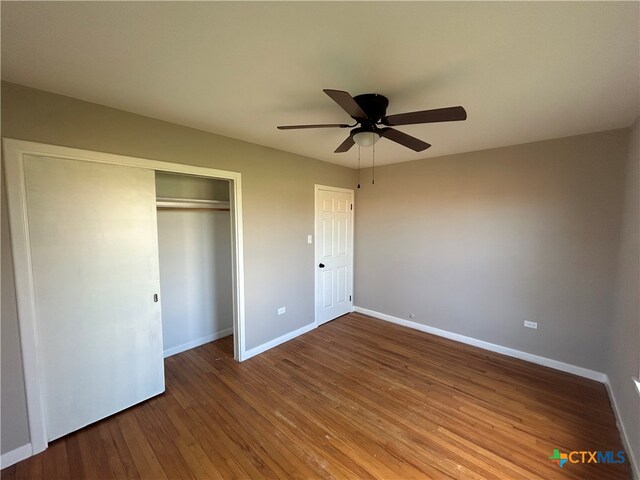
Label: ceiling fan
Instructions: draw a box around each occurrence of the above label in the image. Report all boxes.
[278,89,467,153]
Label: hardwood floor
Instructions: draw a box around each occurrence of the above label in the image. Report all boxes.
[2,313,631,479]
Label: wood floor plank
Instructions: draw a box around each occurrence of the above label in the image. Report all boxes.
[116,412,168,480]
[1,313,632,479]
[63,434,86,480]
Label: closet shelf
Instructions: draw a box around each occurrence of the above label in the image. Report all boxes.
[156,197,230,211]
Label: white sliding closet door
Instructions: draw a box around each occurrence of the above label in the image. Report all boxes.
[23,155,165,441]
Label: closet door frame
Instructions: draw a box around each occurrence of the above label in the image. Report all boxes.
[3,138,247,456]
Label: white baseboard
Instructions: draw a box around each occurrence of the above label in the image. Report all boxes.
[243,322,316,361]
[1,443,32,469]
[604,379,640,480]
[353,307,607,382]
[163,327,233,358]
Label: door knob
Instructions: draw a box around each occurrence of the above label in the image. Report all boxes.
[319,263,325,268]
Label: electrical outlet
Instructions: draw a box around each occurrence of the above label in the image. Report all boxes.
[307,235,313,244]
[277,307,286,315]
[524,320,538,329]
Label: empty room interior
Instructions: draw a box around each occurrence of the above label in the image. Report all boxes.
[1,2,639,479]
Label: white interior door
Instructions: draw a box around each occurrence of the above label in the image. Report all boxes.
[23,155,165,441]
[315,186,354,325]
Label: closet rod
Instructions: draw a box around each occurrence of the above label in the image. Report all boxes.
[156,197,230,211]
[157,206,230,212]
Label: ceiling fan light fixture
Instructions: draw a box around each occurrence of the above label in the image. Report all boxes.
[353,130,381,147]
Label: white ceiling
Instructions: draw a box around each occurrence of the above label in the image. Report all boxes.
[2,2,639,167]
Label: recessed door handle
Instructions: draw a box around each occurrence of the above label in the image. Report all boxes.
[319,263,325,268]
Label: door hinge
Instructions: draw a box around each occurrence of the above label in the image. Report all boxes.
[350,203,353,210]
[349,295,352,301]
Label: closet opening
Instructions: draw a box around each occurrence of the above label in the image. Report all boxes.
[155,172,235,359]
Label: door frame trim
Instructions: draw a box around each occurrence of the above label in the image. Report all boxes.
[2,138,247,455]
[314,184,355,327]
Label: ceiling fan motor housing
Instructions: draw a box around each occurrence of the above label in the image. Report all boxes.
[353,94,389,123]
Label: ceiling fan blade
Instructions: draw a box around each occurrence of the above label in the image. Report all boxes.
[382,106,467,126]
[381,128,431,152]
[277,123,350,130]
[323,89,368,120]
[334,135,355,153]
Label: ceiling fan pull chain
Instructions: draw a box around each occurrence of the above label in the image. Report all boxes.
[372,143,375,185]
[357,145,361,189]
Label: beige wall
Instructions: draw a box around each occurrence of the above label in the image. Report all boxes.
[0,82,356,454]
[607,118,639,471]
[354,129,628,372]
